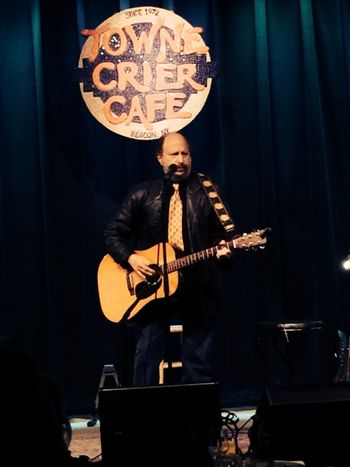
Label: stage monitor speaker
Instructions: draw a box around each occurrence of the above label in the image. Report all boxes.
[249,382,350,466]
[98,381,222,467]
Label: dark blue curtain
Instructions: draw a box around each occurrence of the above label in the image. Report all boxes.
[1,0,350,412]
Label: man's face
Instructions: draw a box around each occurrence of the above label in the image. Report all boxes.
[157,133,192,181]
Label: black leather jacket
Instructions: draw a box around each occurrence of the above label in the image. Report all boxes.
[104,172,230,314]
[105,172,228,263]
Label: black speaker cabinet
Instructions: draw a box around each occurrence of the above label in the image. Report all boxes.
[98,381,222,467]
[249,382,350,466]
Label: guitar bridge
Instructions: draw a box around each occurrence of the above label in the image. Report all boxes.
[126,271,136,296]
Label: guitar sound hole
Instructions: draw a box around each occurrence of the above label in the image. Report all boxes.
[146,264,161,285]
[135,277,162,299]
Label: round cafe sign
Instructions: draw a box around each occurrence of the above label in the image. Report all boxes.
[78,6,215,140]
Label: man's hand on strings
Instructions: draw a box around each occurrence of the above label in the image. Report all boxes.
[216,240,232,260]
[128,253,155,279]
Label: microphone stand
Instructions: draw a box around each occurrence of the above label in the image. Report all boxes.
[161,169,173,383]
[160,164,179,385]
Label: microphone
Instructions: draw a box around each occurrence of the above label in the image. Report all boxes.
[164,164,177,180]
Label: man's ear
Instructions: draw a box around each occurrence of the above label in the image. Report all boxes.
[157,154,163,167]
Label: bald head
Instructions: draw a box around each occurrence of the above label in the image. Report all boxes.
[156,132,192,181]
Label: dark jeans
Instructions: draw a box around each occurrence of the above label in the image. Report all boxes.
[132,297,218,386]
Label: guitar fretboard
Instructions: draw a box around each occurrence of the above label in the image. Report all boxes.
[157,228,269,275]
[161,239,236,273]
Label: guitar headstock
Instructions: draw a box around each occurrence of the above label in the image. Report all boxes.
[234,227,271,250]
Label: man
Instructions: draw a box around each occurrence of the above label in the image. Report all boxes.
[104,132,232,386]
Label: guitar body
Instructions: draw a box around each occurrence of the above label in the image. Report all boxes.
[97,243,178,323]
[97,228,270,324]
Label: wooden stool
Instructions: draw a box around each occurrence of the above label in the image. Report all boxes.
[159,324,183,384]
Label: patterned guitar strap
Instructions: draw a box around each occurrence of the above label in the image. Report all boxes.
[197,172,236,235]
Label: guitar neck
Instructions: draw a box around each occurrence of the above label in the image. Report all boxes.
[163,239,236,273]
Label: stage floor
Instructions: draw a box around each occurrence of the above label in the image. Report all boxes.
[68,407,292,466]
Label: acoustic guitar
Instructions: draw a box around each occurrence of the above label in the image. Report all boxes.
[98,228,270,324]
